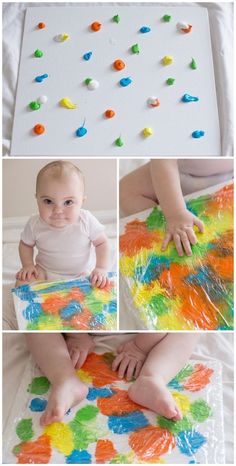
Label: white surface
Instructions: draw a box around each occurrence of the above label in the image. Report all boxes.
[4,3,232,155]
[3,333,234,463]
[2,211,117,330]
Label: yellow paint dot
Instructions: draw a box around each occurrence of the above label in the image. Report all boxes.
[143,127,153,137]
[162,55,173,65]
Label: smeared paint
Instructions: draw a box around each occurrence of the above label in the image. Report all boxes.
[129,426,175,460]
[44,422,73,455]
[16,419,34,442]
[95,439,117,463]
[60,301,82,319]
[177,430,207,456]
[87,387,114,400]
[158,415,193,435]
[108,410,149,434]
[23,302,42,321]
[172,392,190,414]
[74,405,99,422]
[15,434,51,464]
[81,352,119,387]
[29,397,47,412]
[66,449,92,463]
[190,399,212,421]
[27,376,50,395]
[183,364,214,391]
[97,389,142,415]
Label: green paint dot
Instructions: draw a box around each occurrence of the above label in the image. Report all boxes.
[190,58,197,70]
[75,405,99,422]
[34,49,43,58]
[115,137,124,147]
[16,419,34,442]
[131,43,140,54]
[29,101,41,110]
[12,444,21,455]
[27,376,50,395]
[157,415,192,434]
[113,14,120,23]
[190,399,212,422]
[166,77,175,85]
[163,14,172,22]
[85,77,93,85]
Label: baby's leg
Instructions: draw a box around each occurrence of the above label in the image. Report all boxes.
[129,333,199,420]
[26,334,88,425]
[15,265,46,287]
[120,162,157,216]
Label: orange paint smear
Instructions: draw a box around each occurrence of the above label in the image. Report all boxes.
[183,363,214,391]
[81,353,119,387]
[67,287,85,302]
[41,295,70,315]
[70,307,93,330]
[120,220,160,256]
[97,388,142,415]
[129,426,175,461]
[180,286,218,330]
[16,434,51,464]
[159,263,191,298]
[95,439,117,463]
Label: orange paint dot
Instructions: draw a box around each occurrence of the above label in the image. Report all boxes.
[16,434,51,464]
[97,388,142,415]
[95,439,117,463]
[91,21,102,31]
[38,22,46,29]
[183,363,214,392]
[105,109,115,119]
[129,426,175,461]
[113,59,125,71]
[33,124,45,135]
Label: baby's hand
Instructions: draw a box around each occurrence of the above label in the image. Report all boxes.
[90,267,108,288]
[66,334,95,369]
[15,264,39,282]
[112,340,147,381]
[162,209,204,257]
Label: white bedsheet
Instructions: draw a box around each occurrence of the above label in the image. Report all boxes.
[2,211,117,330]
[2,2,233,157]
[3,332,234,463]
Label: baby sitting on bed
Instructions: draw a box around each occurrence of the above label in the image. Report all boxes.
[120,158,233,256]
[27,332,199,426]
[16,160,109,288]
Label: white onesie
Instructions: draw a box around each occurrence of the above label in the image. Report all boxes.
[21,209,105,280]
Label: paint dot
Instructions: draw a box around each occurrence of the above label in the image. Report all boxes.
[166,77,175,85]
[190,58,197,70]
[60,98,77,109]
[76,126,87,138]
[113,59,125,71]
[143,127,153,137]
[91,21,102,32]
[75,405,99,422]
[158,415,193,434]
[131,43,140,54]
[27,376,50,395]
[182,94,199,103]
[192,130,205,139]
[38,22,45,29]
[113,14,120,23]
[54,33,70,42]
[162,55,173,65]
[105,109,115,118]
[33,124,45,135]
[29,101,41,111]
[163,14,172,22]
[115,137,124,147]
[119,77,132,87]
[34,49,43,58]
[140,26,151,33]
[16,419,34,442]
[147,97,160,108]
[35,73,48,83]
[190,399,212,421]
[37,95,48,104]
[29,397,48,412]
[108,410,149,434]
[60,301,82,319]
[177,22,192,33]
[83,51,92,61]
[66,449,92,464]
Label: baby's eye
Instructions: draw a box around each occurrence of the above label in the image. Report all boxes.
[44,199,52,205]
[64,199,73,206]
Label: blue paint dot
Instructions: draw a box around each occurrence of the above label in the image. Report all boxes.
[177,430,207,456]
[83,51,92,61]
[192,130,205,139]
[87,387,114,400]
[60,301,82,319]
[140,26,151,33]
[66,449,92,464]
[29,397,47,412]
[181,94,199,103]
[35,73,48,83]
[119,77,132,87]
[76,127,87,137]
[108,411,149,434]
[23,302,42,321]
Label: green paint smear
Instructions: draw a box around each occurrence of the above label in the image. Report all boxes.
[157,415,192,434]
[190,399,212,422]
[75,405,99,422]
[27,376,50,395]
[103,352,116,367]
[12,444,21,455]
[110,453,133,464]
[16,419,34,442]
[145,207,165,231]
[148,294,169,316]
[84,293,104,314]
[175,364,193,381]
[69,419,99,449]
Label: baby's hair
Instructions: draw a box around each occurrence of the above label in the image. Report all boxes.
[36,160,85,194]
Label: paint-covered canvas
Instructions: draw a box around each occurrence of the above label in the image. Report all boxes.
[120,183,233,330]
[12,274,117,330]
[4,353,224,464]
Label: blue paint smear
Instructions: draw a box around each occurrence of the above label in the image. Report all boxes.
[167,379,183,391]
[177,430,207,456]
[189,460,200,464]
[108,411,149,434]
[23,302,42,321]
[186,265,227,301]
[29,397,47,412]
[135,255,170,284]
[60,301,82,319]
[89,313,105,328]
[104,300,117,314]
[87,387,114,400]
[12,284,36,301]
[66,449,92,464]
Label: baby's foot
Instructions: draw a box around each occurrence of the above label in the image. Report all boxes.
[40,375,88,426]
[128,375,182,420]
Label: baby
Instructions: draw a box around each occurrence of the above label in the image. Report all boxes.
[27,332,199,426]
[120,158,233,256]
[16,160,109,288]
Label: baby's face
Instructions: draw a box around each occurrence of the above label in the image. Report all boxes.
[36,173,85,228]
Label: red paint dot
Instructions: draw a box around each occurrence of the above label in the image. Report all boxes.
[38,22,45,29]
[33,124,45,135]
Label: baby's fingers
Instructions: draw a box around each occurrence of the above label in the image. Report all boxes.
[126,359,137,381]
[173,233,184,256]
[161,232,172,251]
[118,357,130,379]
[90,273,98,286]
[112,353,124,371]
[180,231,192,256]
[70,348,80,368]
[186,227,197,245]
[194,217,204,233]
[134,360,143,379]
[75,350,88,369]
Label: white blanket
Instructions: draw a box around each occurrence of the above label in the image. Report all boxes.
[2,2,233,157]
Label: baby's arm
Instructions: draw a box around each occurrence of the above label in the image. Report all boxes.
[150,160,204,256]
[15,240,39,281]
[65,333,95,369]
[90,234,110,288]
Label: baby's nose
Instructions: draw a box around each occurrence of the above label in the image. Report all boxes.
[53,205,63,213]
